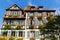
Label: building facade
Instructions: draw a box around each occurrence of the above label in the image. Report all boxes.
[0,4,55,40]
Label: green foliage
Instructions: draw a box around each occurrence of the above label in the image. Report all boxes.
[39,15,60,40]
[45,18,56,29]
[29,24,34,29]
[8,15,18,18]
[51,36,57,40]
[30,38,35,40]
[17,25,23,29]
[9,36,15,40]
[0,36,7,40]
[4,24,11,29]
[40,38,45,40]
[16,38,23,40]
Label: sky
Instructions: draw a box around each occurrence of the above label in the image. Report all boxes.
[0,0,60,28]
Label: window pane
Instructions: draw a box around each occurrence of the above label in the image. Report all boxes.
[19,31,23,37]
[11,31,15,36]
[30,31,35,38]
[2,31,8,36]
[27,31,29,38]
[10,11,18,15]
[35,31,39,39]
[18,20,24,25]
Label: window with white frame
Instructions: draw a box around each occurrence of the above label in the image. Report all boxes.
[27,31,30,38]
[30,20,35,25]
[6,20,14,25]
[10,11,18,15]
[27,31,35,38]
[30,31,35,38]
[2,31,8,36]
[29,12,34,16]
[38,19,43,25]
[18,20,24,25]
[38,12,42,16]
[11,31,15,36]
[19,31,23,37]
[35,31,39,39]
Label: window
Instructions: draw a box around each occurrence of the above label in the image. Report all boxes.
[11,31,15,36]
[38,19,43,25]
[6,20,13,25]
[11,20,13,24]
[6,21,9,24]
[30,12,34,16]
[10,11,18,15]
[27,31,30,38]
[31,20,35,25]
[30,31,35,38]
[47,12,50,16]
[19,31,23,37]
[2,31,8,36]
[35,31,39,39]
[38,12,42,16]
[18,20,24,25]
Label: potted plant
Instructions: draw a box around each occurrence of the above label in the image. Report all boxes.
[30,16,34,19]
[4,24,11,29]
[47,16,51,20]
[39,24,45,29]
[8,15,18,18]
[17,25,23,29]
[13,15,18,18]
[47,14,53,20]
[8,15,13,18]
[50,14,53,17]
[38,16,42,19]
[29,24,34,29]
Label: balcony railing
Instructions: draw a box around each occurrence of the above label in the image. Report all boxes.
[4,14,25,18]
[2,24,25,30]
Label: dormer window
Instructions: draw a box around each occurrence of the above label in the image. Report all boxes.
[31,6,35,10]
[31,8,35,10]
[38,6,43,10]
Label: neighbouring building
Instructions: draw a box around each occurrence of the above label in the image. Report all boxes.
[0,4,55,40]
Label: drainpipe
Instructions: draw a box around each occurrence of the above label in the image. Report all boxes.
[25,13,28,40]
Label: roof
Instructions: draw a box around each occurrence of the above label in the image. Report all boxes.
[6,4,23,11]
[24,10,56,12]
[24,5,56,12]
[24,5,38,10]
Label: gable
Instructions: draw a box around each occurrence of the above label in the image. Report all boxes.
[10,5,19,9]
[6,4,22,10]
